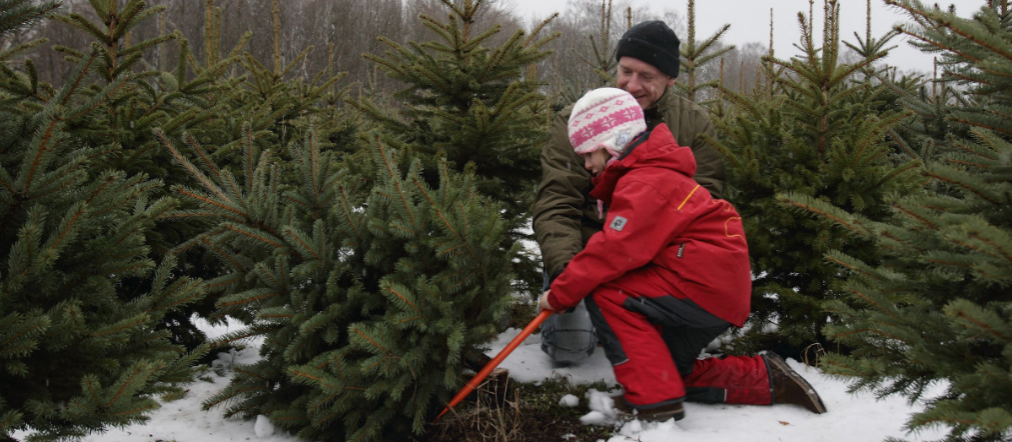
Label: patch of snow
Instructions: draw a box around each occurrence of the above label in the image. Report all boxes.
[614,419,683,441]
[17,342,301,442]
[254,415,276,438]
[559,394,580,407]
[486,327,616,385]
[578,410,613,426]
[582,388,621,425]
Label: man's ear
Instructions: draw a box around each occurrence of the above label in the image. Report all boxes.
[666,76,677,88]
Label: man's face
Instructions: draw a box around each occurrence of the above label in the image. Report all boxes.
[616,56,677,109]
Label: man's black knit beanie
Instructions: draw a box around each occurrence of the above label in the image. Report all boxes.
[615,20,681,78]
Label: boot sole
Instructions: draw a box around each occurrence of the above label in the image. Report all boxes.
[617,408,685,422]
[767,353,827,414]
[612,395,686,422]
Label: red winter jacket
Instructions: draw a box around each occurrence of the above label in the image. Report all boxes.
[547,124,752,327]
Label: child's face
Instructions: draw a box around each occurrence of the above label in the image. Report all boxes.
[582,148,612,176]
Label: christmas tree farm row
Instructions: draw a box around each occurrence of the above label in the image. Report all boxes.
[1,0,1009,441]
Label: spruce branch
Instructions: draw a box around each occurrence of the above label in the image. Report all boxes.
[411,174,480,267]
[382,281,420,314]
[371,136,419,231]
[216,288,281,309]
[156,130,232,204]
[282,226,320,261]
[221,223,283,249]
[173,187,246,219]
[923,164,1003,205]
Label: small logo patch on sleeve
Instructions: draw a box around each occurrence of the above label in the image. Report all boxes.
[609,216,628,231]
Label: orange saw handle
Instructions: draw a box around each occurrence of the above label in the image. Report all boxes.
[433,309,553,422]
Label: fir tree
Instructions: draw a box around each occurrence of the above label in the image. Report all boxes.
[0,48,207,441]
[844,0,937,165]
[22,0,349,350]
[580,0,617,85]
[0,0,58,36]
[159,121,517,440]
[40,0,344,201]
[546,0,611,109]
[349,0,557,297]
[706,0,923,354]
[676,0,733,104]
[782,1,1012,439]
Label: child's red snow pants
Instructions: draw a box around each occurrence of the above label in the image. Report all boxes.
[585,272,773,409]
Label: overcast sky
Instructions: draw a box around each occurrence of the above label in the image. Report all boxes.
[507,0,958,74]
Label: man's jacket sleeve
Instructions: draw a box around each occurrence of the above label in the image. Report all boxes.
[660,93,724,199]
[547,178,695,311]
[689,116,724,199]
[531,111,591,279]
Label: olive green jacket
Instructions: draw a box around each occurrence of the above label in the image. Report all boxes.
[532,90,725,278]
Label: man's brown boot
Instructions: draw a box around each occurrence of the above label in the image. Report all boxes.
[613,397,685,422]
[765,352,827,414]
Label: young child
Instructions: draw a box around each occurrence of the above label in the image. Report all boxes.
[537,87,826,422]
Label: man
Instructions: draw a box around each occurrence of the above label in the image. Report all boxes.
[533,20,724,365]
[532,21,826,419]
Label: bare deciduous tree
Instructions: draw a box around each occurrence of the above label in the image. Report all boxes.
[16,0,708,103]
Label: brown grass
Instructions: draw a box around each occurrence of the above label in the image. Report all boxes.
[423,372,615,442]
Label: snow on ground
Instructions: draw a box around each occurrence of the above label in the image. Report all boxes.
[488,326,950,442]
[18,319,949,442]
[13,318,301,442]
[59,346,302,442]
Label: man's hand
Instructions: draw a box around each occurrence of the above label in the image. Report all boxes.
[538,290,556,312]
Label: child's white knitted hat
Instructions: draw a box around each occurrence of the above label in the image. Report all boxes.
[568,87,646,156]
